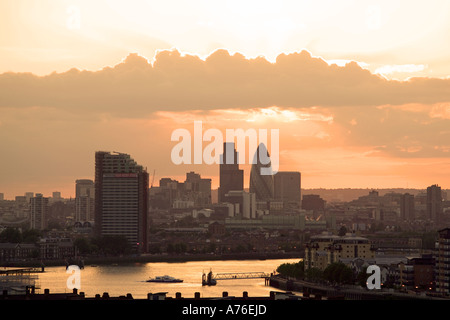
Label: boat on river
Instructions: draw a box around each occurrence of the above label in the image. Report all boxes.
[146,275,183,283]
[202,270,217,286]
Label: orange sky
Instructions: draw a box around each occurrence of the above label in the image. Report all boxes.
[0,1,450,199]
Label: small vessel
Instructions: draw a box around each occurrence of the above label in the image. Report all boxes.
[146,275,183,283]
[202,270,217,286]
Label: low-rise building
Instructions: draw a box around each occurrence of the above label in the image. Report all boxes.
[38,238,75,260]
[0,243,38,262]
[305,232,376,271]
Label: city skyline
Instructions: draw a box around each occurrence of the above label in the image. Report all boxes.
[1,1,450,199]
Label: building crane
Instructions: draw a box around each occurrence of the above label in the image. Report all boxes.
[151,169,156,188]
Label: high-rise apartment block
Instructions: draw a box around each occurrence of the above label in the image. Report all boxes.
[95,151,149,253]
[427,184,443,225]
[400,193,415,221]
[30,193,49,230]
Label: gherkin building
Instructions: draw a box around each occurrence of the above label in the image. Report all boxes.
[249,143,274,201]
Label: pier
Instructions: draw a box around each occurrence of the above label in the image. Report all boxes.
[0,267,45,275]
[213,272,270,280]
[202,270,272,286]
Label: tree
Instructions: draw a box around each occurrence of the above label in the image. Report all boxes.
[0,227,22,243]
[305,267,323,282]
[22,229,41,243]
[356,266,369,287]
[338,226,348,236]
[91,235,131,255]
[276,261,304,279]
[73,238,92,254]
[323,262,354,285]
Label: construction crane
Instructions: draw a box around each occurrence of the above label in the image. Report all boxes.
[151,169,156,188]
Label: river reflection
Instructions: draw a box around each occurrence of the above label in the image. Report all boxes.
[37,258,299,299]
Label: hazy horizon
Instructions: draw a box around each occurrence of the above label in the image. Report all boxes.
[1,1,449,199]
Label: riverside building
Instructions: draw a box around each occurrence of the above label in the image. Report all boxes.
[94,151,149,253]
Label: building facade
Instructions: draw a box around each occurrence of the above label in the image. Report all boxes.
[400,193,415,221]
[274,171,301,208]
[75,179,95,222]
[436,227,450,295]
[30,193,49,230]
[249,143,274,201]
[304,232,375,271]
[427,184,443,225]
[94,151,149,253]
[224,190,256,219]
[218,142,243,203]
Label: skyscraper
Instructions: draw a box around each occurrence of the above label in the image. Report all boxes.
[274,171,301,207]
[218,142,243,203]
[30,193,49,230]
[75,179,95,222]
[95,151,149,253]
[427,184,442,224]
[249,143,274,201]
[400,193,415,221]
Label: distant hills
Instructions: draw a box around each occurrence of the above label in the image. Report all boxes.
[302,188,448,203]
[211,187,448,204]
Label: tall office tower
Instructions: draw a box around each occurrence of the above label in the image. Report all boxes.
[400,193,415,221]
[95,151,149,253]
[274,171,301,207]
[0,193,3,201]
[427,184,442,224]
[30,193,49,230]
[218,142,243,203]
[436,228,450,295]
[249,143,274,201]
[75,179,95,222]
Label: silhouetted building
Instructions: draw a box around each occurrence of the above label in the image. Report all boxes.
[427,184,442,224]
[51,192,62,203]
[150,173,211,209]
[249,143,274,201]
[75,179,95,222]
[30,193,49,230]
[302,194,325,212]
[400,193,415,221]
[184,171,211,206]
[218,142,243,203]
[274,171,301,208]
[94,151,149,253]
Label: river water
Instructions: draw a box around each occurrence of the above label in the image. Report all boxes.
[35,258,299,299]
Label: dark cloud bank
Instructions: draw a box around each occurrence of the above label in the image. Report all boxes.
[0,49,449,116]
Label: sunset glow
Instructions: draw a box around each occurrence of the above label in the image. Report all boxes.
[1,0,450,199]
